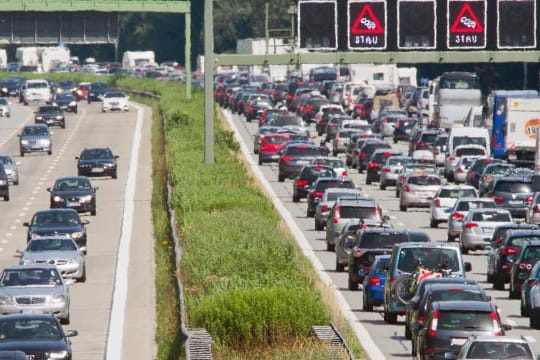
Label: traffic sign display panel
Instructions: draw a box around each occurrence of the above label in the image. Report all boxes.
[447,0,486,49]
[348,0,387,50]
[298,1,337,50]
[497,0,536,49]
[397,0,436,49]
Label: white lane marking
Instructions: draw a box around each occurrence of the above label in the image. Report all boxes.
[105,104,143,359]
[222,110,387,359]
[0,240,7,244]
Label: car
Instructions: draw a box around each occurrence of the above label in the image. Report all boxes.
[444,145,488,181]
[292,165,335,202]
[477,163,516,196]
[392,117,417,143]
[383,242,472,324]
[315,104,346,136]
[324,114,353,142]
[408,283,491,351]
[75,81,90,100]
[0,164,10,201]
[356,140,392,173]
[483,175,534,218]
[486,225,540,290]
[258,133,290,165]
[50,92,78,113]
[0,76,23,98]
[362,255,391,312]
[526,191,540,225]
[414,301,510,360]
[466,158,503,189]
[0,314,77,358]
[325,195,380,251]
[34,105,65,128]
[306,177,357,218]
[0,155,19,186]
[0,98,10,118]
[331,129,363,156]
[395,162,438,198]
[55,79,77,95]
[379,155,413,190]
[76,147,119,179]
[459,208,513,254]
[447,197,497,243]
[23,209,89,250]
[429,185,478,228]
[446,336,537,360]
[347,228,428,290]
[408,128,441,156]
[47,176,98,216]
[453,156,479,184]
[509,240,540,299]
[278,142,327,182]
[411,141,435,164]
[310,156,349,178]
[399,173,442,211]
[0,265,70,324]
[252,125,280,154]
[102,91,130,112]
[520,260,540,317]
[314,188,364,231]
[18,124,52,157]
[18,236,86,281]
[87,81,109,103]
[433,132,449,167]
[365,149,402,185]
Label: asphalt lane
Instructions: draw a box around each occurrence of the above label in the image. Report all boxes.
[0,100,155,360]
[223,108,540,360]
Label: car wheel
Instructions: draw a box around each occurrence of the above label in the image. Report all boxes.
[91,209,96,216]
[292,194,300,203]
[493,276,505,290]
[395,189,399,198]
[521,299,528,317]
[399,203,407,212]
[112,171,118,179]
[393,137,398,144]
[47,150,52,155]
[384,311,398,324]
[61,122,65,129]
[88,99,92,104]
[20,151,24,157]
[258,157,263,165]
[13,180,18,186]
[461,244,469,255]
[363,293,373,312]
[380,182,386,190]
[429,218,438,228]
[348,277,358,291]
[74,109,78,114]
[366,176,372,185]
[315,220,323,231]
[278,174,285,182]
[306,208,314,218]
[447,234,454,242]
[4,194,9,202]
[336,260,345,272]
[405,325,412,340]
[509,287,520,299]
[326,242,335,252]
[80,266,87,283]
[486,271,493,284]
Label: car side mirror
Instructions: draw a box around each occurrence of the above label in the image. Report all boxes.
[82,220,90,225]
[115,155,119,159]
[94,187,99,191]
[383,215,390,222]
[75,157,79,160]
[464,262,472,272]
[79,247,87,255]
[46,187,51,192]
[443,352,458,360]
[22,222,29,227]
[486,295,492,301]
[14,249,23,257]
[65,330,78,337]
[15,161,20,166]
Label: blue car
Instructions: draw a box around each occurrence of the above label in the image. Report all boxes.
[362,254,390,312]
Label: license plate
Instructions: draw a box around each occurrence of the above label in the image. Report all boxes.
[91,168,104,173]
[509,200,522,205]
[67,202,80,207]
[482,228,492,234]
[451,338,466,346]
[31,145,41,150]
[296,160,309,165]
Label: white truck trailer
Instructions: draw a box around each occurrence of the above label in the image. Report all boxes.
[504,97,540,165]
[40,47,70,72]
[122,51,156,70]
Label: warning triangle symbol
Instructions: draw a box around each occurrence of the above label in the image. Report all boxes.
[351,4,384,35]
[450,3,484,33]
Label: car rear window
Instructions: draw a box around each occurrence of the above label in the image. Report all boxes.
[494,181,533,193]
[439,189,477,198]
[408,176,441,186]
[264,136,289,144]
[285,147,321,157]
[509,236,540,248]
[312,159,345,168]
[428,290,486,305]
[471,212,511,222]
[456,201,496,211]
[317,181,355,191]
[420,133,438,143]
[339,206,379,220]
[452,136,487,149]
[466,342,532,359]
[397,248,460,273]
[437,310,494,331]
[374,258,390,273]
[485,165,514,175]
[522,246,540,261]
[326,191,359,201]
[359,232,408,248]
[456,147,485,157]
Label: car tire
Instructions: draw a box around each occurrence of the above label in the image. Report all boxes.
[315,220,323,231]
[447,234,454,242]
[400,203,407,212]
[509,287,520,299]
[326,242,335,252]
[307,208,314,218]
[61,122,65,129]
[384,310,397,324]
[91,209,96,216]
[20,151,24,157]
[4,194,8,202]
[336,260,345,272]
[80,266,87,283]
[486,271,493,284]
[366,176,372,185]
[380,182,386,190]
[429,218,438,228]
[395,189,399,198]
[292,194,300,203]
[363,294,373,312]
[493,276,505,290]
[348,277,358,291]
[47,150,52,155]
[258,157,262,165]
[278,174,285,182]
[405,325,412,340]
[521,299,528,317]
[393,137,398,144]
[112,171,118,179]
[460,244,469,255]
[13,180,18,186]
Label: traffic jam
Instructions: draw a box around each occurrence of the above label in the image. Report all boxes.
[216,66,540,359]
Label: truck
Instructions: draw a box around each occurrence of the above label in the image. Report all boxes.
[122,51,156,70]
[502,97,540,165]
[40,47,70,73]
[15,47,40,67]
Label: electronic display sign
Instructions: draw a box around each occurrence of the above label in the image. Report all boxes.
[447,0,486,49]
[397,0,436,49]
[348,0,387,50]
[298,1,337,50]
[497,0,536,49]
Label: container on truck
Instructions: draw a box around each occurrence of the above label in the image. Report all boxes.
[504,97,540,165]
[122,51,156,70]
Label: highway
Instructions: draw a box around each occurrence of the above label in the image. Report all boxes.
[0,100,155,360]
[222,108,540,359]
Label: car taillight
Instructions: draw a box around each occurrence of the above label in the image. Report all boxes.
[503,247,518,256]
[451,212,464,220]
[530,279,538,287]
[399,176,406,183]
[355,104,364,110]
[321,205,329,212]
[341,170,348,177]
[457,167,464,173]
[491,311,502,336]
[493,195,505,204]
[307,105,313,113]
[519,263,533,271]
[482,175,493,182]
[403,185,411,192]
[429,310,439,337]
[464,222,478,229]
[383,167,391,173]
[281,156,292,163]
[527,196,533,204]
[533,205,540,214]
[434,199,441,207]
[312,191,324,199]
[333,206,341,223]
[368,161,378,169]
[287,93,292,100]
[354,248,362,256]
[449,155,455,161]
[369,276,381,286]
[418,315,425,324]
[296,179,309,187]
[360,152,365,160]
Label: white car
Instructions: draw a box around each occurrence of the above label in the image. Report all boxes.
[0,98,10,117]
[429,185,478,228]
[102,91,130,112]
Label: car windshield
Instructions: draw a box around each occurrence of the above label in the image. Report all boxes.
[0,268,62,287]
[0,156,13,165]
[485,165,514,175]
[339,206,379,220]
[54,178,91,191]
[32,212,80,226]
[466,341,533,359]
[80,148,113,160]
[27,238,77,252]
[22,127,48,136]
[0,318,63,340]
[397,248,460,272]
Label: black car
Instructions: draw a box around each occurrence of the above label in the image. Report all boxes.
[0,314,77,359]
[47,176,98,216]
[277,143,327,182]
[365,149,402,185]
[509,239,540,299]
[76,147,119,179]
[34,105,65,128]
[23,209,89,249]
[0,77,23,98]
[51,93,77,113]
[306,177,356,217]
[87,81,110,103]
[392,117,417,143]
[0,164,9,201]
[483,175,534,218]
[292,165,335,203]
[55,79,77,95]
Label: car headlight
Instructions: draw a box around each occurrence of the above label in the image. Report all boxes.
[0,180,7,186]
[49,350,69,359]
[53,196,64,202]
[21,140,29,145]
[31,233,43,239]
[51,294,66,304]
[71,231,84,239]
[39,139,51,146]
[69,101,76,106]
[0,296,14,305]
[56,115,63,120]
[81,195,92,202]
[36,116,43,120]
[1,88,7,92]
[20,258,34,265]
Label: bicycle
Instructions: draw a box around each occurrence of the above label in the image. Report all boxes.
[391,261,452,305]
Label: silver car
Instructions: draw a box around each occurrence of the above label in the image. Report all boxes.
[0,265,70,324]
[332,129,363,156]
[0,98,10,117]
[0,155,19,185]
[447,197,498,243]
[379,155,412,190]
[314,188,364,231]
[395,163,438,198]
[18,124,52,157]
[453,156,481,184]
[526,192,540,225]
[459,208,513,254]
[429,185,478,228]
[399,173,442,211]
[448,336,538,360]
[18,237,86,282]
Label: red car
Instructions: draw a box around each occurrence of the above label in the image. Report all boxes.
[258,133,290,165]
[75,82,90,100]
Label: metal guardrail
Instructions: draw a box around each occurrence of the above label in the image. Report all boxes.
[311,323,355,360]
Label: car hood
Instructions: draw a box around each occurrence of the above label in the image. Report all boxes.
[0,339,69,352]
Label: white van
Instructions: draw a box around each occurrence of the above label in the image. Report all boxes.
[21,79,52,105]
[447,126,490,157]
